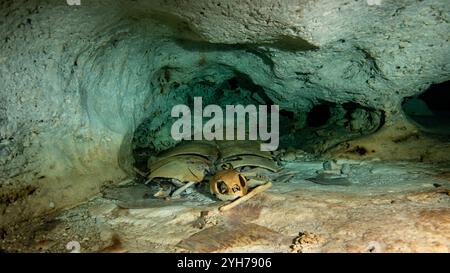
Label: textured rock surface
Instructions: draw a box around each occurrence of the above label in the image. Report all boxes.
[1,159,449,253]
[0,0,449,226]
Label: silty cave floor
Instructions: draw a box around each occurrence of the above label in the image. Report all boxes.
[1,157,449,253]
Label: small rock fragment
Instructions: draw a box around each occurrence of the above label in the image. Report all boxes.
[340,163,351,175]
[281,151,297,162]
[323,160,340,171]
[290,232,324,253]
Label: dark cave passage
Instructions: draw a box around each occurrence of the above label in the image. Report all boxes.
[419,81,450,112]
[131,70,276,171]
[402,80,450,136]
[307,104,331,127]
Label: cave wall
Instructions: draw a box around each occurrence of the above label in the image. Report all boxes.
[0,0,449,226]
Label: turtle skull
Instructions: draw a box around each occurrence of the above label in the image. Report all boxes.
[210,170,248,201]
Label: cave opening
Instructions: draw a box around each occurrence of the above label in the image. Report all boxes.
[307,104,331,127]
[419,81,450,112]
[402,80,450,136]
[131,70,276,172]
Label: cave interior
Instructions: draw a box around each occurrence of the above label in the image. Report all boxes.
[0,0,449,253]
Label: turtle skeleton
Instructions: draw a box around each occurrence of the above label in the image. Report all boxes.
[142,140,282,210]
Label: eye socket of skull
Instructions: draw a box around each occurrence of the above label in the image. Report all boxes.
[238,174,246,188]
[217,180,228,194]
[231,184,241,193]
[210,170,248,200]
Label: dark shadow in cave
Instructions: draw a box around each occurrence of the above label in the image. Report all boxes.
[131,72,274,173]
[402,80,450,136]
[279,102,384,153]
[131,64,385,172]
[307,104,331,127]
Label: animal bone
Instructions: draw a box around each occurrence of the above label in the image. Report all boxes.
[210,170,248,201]
[220,155,280,172]
[217,140,273,160]
[171,181,196,197]
[219,181,272,212]
[141,140,280,205]
[156,141,219,161]
[147,156,209,183]
[246,178,271,188]
[148,154,211,173]
[272,170,299,183]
